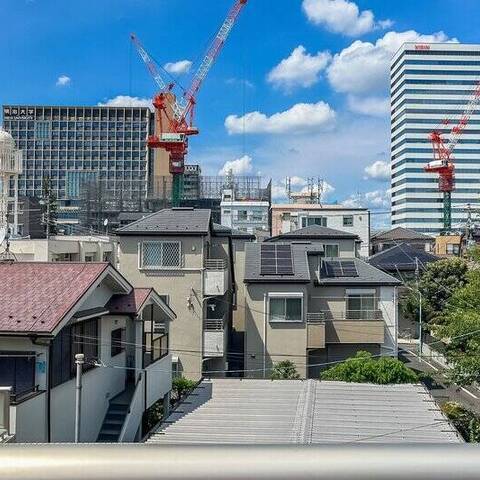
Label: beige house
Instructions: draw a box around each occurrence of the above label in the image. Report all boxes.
[116,208,234,380]
[242,226,401,379]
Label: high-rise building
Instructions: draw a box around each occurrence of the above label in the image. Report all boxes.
[2,105,151,228]
[391,42,480,234]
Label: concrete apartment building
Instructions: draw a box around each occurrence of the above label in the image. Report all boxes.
[241,225,400,379]
[9,235,116,263]
[391,42,480,234]
[0,262,174,443]
[116,208,234,380]
[271,203,370,257]
[220,188,270,235]
[1,105,151,228]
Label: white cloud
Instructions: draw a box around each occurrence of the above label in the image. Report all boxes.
[364,160,390,181]
[347,95,390,117]
[226,78,255,89]
[98,95,153,110]
[327,30,457,95]
[342,189,390,209]
[302,0,392,36]
[225,101,335,135]
[164,60,192,75]
[218,155,254,176]
[56,75,71,87]
[267,46,331,91]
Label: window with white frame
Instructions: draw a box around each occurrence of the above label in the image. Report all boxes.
[141,241,181,269]
[301,216,327,228]
[343,215,354,227]
[346,292,376,320]
[324,244,339,257]
[269,295,303,322]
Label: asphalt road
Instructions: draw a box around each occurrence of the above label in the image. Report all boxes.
[399,344,480,415]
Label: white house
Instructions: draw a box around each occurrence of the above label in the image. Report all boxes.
[0,262,174,443]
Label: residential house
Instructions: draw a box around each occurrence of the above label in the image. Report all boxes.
[0,262,174,443]
[271,204,370,258]
[434,234,463,257]
[242,227,401,379]
[116,208,234,380]
[371,227,434,255]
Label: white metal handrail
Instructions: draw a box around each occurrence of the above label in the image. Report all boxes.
[306,312,325,324]
[204,259,227,270]
[204,318,224,331]
[311,310,383,321]
[0,445,476,479]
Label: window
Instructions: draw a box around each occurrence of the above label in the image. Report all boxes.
[51,318,99,387]
[0,352,36,397]
[141,241,181,269]
[237,210,248,221]
[324,244,339,257]
[111,328,126,357]
[346,294,376,320]
[269,296,303,322]
[343,215,354,227]
[446,243,460,255]
[301,216,327,228]
[35,121,50,140]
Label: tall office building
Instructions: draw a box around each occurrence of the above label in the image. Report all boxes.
[391,43,480,234]
[2,105,151,227]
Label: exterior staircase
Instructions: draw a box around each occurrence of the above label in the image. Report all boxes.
[97,384,135,442]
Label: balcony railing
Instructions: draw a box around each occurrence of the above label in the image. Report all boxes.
[203,316,226,357]
[204,319,224,331]
[319,310,384,321]
[306,312,325,324]
[204,259,227,270]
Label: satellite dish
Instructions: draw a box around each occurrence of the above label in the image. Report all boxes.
[103,218,109,227]
[0,227,6,246]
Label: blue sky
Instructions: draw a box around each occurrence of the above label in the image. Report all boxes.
[1,0,478,222]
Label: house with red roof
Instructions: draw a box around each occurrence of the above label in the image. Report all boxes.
[0,261,175,443]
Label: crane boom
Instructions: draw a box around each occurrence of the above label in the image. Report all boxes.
[179,0,248,122]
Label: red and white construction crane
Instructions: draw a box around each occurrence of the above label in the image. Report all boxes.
[131,0,248,205]
[424,81,480,232]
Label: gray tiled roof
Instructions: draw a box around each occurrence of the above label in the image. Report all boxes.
[116,208,211,235]
[371,227,434,242]
[267,225,359,241]
[317,258,401,286]
[147,379,461,444]
[368,243,439,272]
[244,243,311,283]
[211,223,256,239]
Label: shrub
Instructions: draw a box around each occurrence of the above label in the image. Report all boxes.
[320,351,419,384]
[442,401,480,442]
[171,376,197,404]
[271,360,300,380]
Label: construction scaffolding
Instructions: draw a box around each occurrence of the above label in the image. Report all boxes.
[200,175,271,201]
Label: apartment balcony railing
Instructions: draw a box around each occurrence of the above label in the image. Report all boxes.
[203,316,226,358]
[307,310,385,346]
[204,259,228,296]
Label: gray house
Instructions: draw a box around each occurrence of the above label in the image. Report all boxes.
[116,208,235,380]
[242,226,401,379]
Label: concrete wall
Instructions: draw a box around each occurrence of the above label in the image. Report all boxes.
[11,392,47,443]
[145,354,172,409]
[118,234,206,380]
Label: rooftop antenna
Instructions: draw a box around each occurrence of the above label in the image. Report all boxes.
[285,177,292,203]
[0,227,16,263]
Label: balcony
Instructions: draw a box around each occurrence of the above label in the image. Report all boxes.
[204,259,228,296]
[203,317,226,358]
[307,310,385,345]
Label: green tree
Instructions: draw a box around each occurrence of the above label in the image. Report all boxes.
[171,376,197,404]
[442,402,480,443]
[271,360,300,380]
[401,258,468,325]
[42,176,58,236]
[466,245,480,263]
[437,269,480,386]
[320,351,418,384]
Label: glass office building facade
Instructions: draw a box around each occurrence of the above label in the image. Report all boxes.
[390,43,480,234]
[2,105,151,225]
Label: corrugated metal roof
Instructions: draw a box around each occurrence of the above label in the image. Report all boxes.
[116,208,211,235]
[147,379,461,444]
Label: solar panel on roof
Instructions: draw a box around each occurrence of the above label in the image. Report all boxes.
[260,244,294,276]
[322,260,358,278]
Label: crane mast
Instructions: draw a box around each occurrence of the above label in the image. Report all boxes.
[424,81,480,232]
[131,0,248,206]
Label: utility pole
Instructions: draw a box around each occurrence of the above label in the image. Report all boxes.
[74,353,84,443]
[415,257,423,357]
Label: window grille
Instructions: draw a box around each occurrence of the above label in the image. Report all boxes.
[142,242,181,269]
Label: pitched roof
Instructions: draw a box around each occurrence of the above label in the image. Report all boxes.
[371,227,434,243]
[267,225,359,241]
[107,288,153,314]
[116,208,211,235]
[368,243,439,272]
[0,262,110,334]
[147,379,461,444]
[317,257,401,286]
[244,243,311,283]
